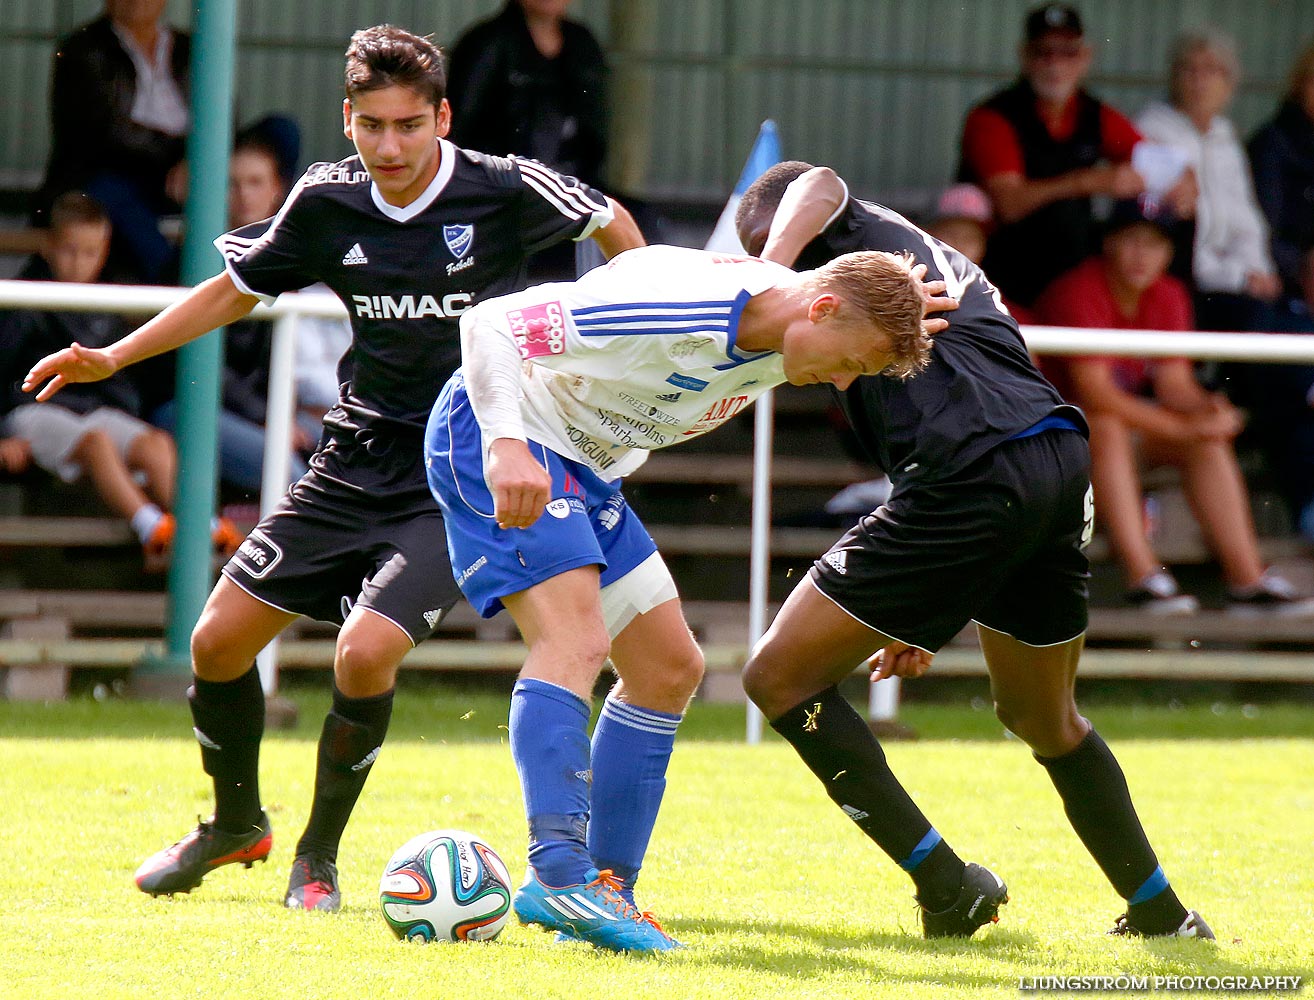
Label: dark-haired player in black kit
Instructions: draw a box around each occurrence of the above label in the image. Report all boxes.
[735,162,1213,941]
[24,25,643,913]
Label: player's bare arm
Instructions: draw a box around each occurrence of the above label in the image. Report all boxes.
[756,166,847,264]
[590,197,646,259]
[751,167,958,333]
[23,271,258,401]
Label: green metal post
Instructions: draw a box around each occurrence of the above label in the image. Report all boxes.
[138,0,237,691]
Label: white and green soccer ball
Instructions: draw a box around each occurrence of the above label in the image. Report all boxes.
[379,830,512,942]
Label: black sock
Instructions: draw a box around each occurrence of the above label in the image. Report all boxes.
[771,686,964,909]
[1036,728,1187,933]
[295,685,394,862]
[190,666,265,834]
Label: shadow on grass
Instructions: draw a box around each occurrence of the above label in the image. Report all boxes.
[661,913,1037,986]
[661,913,1267,984]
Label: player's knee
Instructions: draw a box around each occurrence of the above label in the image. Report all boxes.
[994,698,1084,756]
[190,614,248,679]
[335,630,406,682]
[651,643,705,705]
[741,644,786,711]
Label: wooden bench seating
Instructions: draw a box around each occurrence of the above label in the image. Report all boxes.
[3,588,1311,703]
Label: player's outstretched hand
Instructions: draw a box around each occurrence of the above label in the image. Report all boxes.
[487,437,552,530]
[870,640,934,681]
[910,263,957,335]
[22,342,120,402]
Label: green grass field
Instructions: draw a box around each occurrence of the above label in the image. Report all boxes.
[2,688,1311,999]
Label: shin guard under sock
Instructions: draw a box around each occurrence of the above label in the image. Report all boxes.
[190,666,265,833]
[295,685,394,861]
[510,678,594,886]
[587,694,682,903]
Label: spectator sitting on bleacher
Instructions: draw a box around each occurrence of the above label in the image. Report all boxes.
[1,192,177,566]
[1035,197,1314,616]
[1136,28,1284,333]
[1243,39,1314,542]
[1249,39,1314,322]
[925,183,991,268]
[34,0,191,284]
[147,132,313,499]
[957,3,1195,309]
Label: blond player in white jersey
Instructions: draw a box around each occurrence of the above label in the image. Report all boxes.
[423,243,942,953]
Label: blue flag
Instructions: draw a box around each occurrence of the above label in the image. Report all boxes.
[705,120,782,253]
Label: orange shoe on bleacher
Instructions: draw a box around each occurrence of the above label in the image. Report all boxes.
[211,516,245,559]
[143,514,176,573]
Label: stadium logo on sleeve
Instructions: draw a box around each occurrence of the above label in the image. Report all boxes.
[444,224,474,259]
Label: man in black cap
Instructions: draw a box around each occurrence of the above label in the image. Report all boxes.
[958,3,1159,306]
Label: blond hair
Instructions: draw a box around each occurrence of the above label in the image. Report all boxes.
[809,250,931,379]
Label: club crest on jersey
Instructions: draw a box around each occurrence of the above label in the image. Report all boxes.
[443,224,474,259]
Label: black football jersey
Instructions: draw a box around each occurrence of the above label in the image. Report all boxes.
[215,139,610,450]
[793,196,1084,488]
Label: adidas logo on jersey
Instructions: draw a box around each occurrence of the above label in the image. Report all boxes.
[655,392,682,402]
[823,550,848,575]
[423,608,444,628]
[342,243,368,265]
[841,804,870,822]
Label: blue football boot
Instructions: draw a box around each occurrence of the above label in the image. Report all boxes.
[513,866,679,953]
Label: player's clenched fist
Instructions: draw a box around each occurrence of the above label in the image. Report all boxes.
[23,342,120,402]
[486,437,552,529]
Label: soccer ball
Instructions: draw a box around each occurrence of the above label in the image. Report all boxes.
[378,830,513,942]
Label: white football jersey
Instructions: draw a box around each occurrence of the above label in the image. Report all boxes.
[460,245,795,478]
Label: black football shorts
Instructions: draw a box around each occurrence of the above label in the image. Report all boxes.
[222,466,461,645]
[809,428,1091,651]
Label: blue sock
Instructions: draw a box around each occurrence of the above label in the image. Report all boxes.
[509,678,594,887]
[587,694,682,906]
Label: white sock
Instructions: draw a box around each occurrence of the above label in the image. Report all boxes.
[130,503,166,544]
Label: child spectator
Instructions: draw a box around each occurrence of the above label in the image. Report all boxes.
[925,182,992,266]
[0,192,239,565]
[1,192,177,563]
[1035,198,1313,615]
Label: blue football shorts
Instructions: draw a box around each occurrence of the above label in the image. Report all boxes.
[425,373,658,618]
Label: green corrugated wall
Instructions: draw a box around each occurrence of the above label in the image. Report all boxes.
[3,0,1312,206]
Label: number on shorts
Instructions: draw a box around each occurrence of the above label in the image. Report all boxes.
[1080,484,1095,549]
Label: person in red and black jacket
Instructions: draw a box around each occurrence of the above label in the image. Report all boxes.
[959,3,1167,308]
